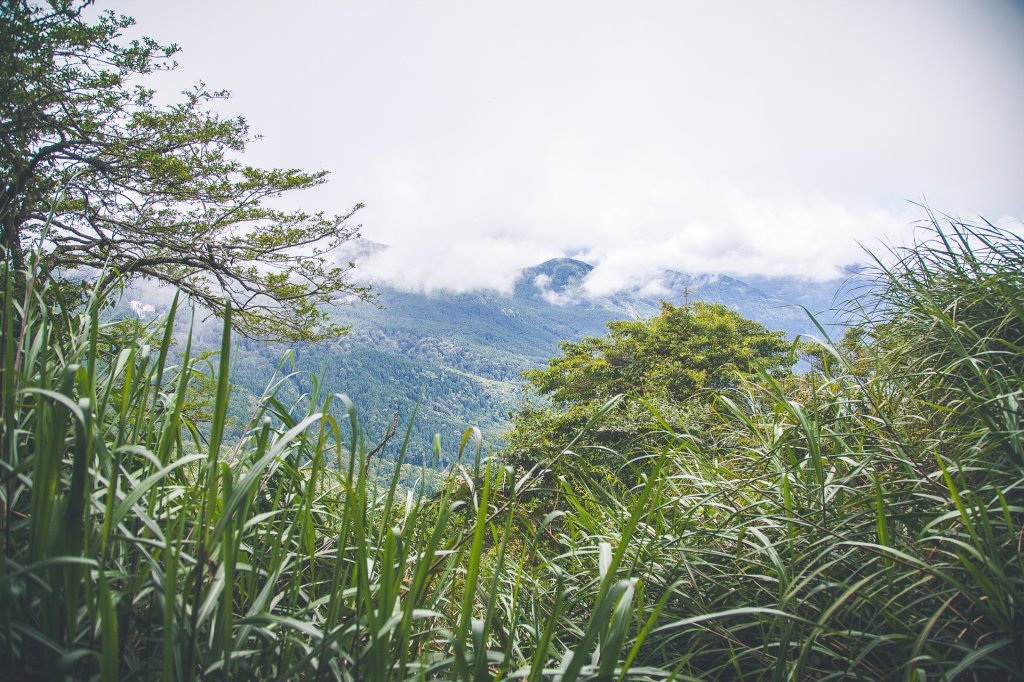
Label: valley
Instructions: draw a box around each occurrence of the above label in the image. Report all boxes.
[205,253,852,459]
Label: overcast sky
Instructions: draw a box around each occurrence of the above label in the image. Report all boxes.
[106,0,1024,293]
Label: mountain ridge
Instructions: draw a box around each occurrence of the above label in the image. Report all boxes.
[124,251,854,459]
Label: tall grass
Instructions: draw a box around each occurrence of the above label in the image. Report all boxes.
[0,243,660,678]
[559,216,1024,680]
[2,214,1021,680]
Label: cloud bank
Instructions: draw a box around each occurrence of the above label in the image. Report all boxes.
[353,167,921,294]
[105,0,1024,294]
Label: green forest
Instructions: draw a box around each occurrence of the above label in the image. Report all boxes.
[3,2,1023,680]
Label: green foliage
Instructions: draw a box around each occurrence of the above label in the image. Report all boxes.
[872,215,1024,470]
[1,232,672,678]
[154,260,844,461]
[0,0,370,340]
[505,301,792,479]
[527,301,791,403]
[4,186,1022,680]
[513,215,1024,679]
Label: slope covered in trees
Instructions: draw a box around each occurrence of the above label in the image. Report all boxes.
[143,256,848,460]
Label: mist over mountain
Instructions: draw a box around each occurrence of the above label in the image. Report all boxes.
[126,249,854,460]
[279,251,850,453]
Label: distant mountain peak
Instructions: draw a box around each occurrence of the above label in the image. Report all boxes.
[526,257,595,279]
[515,258,595,299]
[534,256,594,270]
[333,238,389,266]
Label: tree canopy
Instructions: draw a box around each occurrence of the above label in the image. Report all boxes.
[526,300,793,405]
[504,301,793,473]
[0,0,371,340]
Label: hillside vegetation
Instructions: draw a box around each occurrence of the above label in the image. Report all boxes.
[149,254,846,455]
[2,216,1022,679]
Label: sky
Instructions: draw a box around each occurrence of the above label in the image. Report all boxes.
[105,0,1024,294]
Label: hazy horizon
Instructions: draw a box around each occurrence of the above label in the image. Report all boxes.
[101,0,1024,293]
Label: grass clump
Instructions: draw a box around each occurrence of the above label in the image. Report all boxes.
[2,213,1022,680]
[0,241,661,678]
[551,216,1024,680]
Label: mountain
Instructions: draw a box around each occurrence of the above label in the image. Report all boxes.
[124,255,853,463]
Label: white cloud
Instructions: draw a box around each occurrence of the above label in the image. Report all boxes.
[354,159,921,294]
[530,273,583,306]
[354,234,552,294]
[128,300,156,319]
[101,0,1024,293]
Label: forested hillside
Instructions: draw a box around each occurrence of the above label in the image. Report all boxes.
[138,253,850,458]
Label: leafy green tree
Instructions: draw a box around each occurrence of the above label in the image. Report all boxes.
[504,301,793,474]
[0,0,370,340]
[527,301,792,402]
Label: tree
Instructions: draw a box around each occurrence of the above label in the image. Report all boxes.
[0,0,371,340]
[504,301,793,475]
[526,301,792,404]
